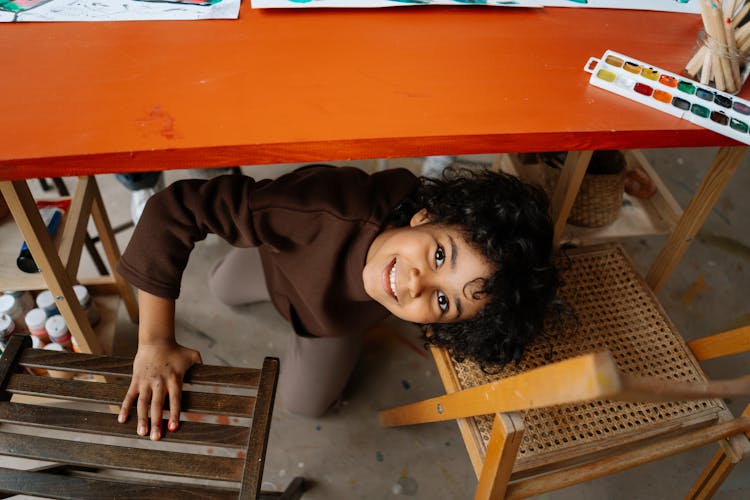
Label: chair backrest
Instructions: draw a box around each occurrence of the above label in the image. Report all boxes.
[0,334,280,499]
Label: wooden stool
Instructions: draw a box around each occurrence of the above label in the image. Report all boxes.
[0,334,305,499]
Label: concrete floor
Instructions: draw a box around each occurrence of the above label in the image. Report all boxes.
[16,149,750,499]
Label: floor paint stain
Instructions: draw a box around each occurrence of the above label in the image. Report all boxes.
[376,451,384,462]
[680,274,708,306]
[392,476,418,496]
[401,379,411,390]
[698,232,750,262]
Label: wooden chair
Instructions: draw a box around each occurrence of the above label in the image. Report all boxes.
[379,243,750,499]
[0,334,306,500]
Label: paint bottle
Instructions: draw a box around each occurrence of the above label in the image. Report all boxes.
[0,293,26,332]
[71,335,80,353]
[17,207,64,273]
[25,308,50,344]
[4,290,35,311]
[45,315,72,350]
[73,285,100,327]
[43,343,76,378]
[0,313,15,347]
[36,290,59,317]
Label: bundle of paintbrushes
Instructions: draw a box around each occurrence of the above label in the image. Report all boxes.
[684,0,750,94]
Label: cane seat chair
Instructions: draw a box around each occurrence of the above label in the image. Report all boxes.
[0,334,305,500]
[380,243,750,499]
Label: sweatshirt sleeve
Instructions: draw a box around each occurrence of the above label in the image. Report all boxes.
[117,175,270,299]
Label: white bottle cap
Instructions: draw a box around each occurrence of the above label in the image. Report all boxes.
[73,285,90,305]
[0,294,18,315]
[36,290,56,311]
[43,342,65,351]
[25,308,47,331]
[45,315,68,339]
[30,335,43,349]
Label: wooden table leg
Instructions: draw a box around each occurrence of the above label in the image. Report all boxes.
[550,150,593,247]
[89,178,138,323]
[646,146,748,293]
[0,180,103,354]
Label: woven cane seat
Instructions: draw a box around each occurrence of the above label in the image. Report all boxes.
[447,243,726,475]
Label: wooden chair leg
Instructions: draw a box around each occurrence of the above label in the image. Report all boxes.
[278,477,306,500]
[686,448,737,500]
[686,404,750,499]
[475,413,524,500]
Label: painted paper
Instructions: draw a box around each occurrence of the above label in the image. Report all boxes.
[0,0,239,21]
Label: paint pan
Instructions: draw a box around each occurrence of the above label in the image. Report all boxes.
[584,50,750,146]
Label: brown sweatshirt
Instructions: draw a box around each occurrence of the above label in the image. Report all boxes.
[117,165,419,338]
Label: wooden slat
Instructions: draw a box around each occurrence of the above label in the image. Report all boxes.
[0,336,30,402]
[688,326,750,361]
[549,150,593,247]
[0,467,237,500]
[240,357,280,499]
[0,432,243,481]
[505,417,750,499]
[19,349,262,387]
[6,374,256,417]
[58,176,95,278]
[89,178,139,323]
[380,352,622,426]
[0,402,248,448]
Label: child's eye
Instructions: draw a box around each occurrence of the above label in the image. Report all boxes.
[437,291,449,313]
[435,245,446,268]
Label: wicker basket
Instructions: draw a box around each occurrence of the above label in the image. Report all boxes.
[544,153,626,228]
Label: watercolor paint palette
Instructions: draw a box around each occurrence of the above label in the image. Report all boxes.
[584,50,750,146]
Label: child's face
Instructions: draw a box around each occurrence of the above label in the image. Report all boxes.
[363,209,492,324]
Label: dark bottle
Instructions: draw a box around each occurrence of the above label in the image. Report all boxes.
[17,208,63,273]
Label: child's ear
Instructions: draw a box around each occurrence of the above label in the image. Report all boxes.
[409,208,431,227]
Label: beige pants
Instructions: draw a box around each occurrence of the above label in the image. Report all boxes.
[208,247,364,417]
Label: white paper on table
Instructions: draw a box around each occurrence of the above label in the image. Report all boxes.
[0,0,239,21]
[250,0,700,13]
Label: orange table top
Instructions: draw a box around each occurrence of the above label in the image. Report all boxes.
[0,5,738,180]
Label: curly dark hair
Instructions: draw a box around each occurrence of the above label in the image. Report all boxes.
[388,167,559,368]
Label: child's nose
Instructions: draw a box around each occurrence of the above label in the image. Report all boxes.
[407,268,423,298]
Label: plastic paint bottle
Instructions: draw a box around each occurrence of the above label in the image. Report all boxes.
[45,315,72,350]
[0,313,15,347]
[36,290,59,317]
[0,294,26,331]
[4,290,34,311]
[73,285,100,327]
[25,308,50,344]
[17,207,64,273]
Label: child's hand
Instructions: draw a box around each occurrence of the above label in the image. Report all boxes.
[118,340,202,440]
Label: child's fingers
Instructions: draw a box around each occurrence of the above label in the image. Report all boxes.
[150,384,166,441]
[118,386,137,424]
[167,381,182,432]
[136,387,152,437]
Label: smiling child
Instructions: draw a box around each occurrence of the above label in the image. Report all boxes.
[115,164,558,440]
